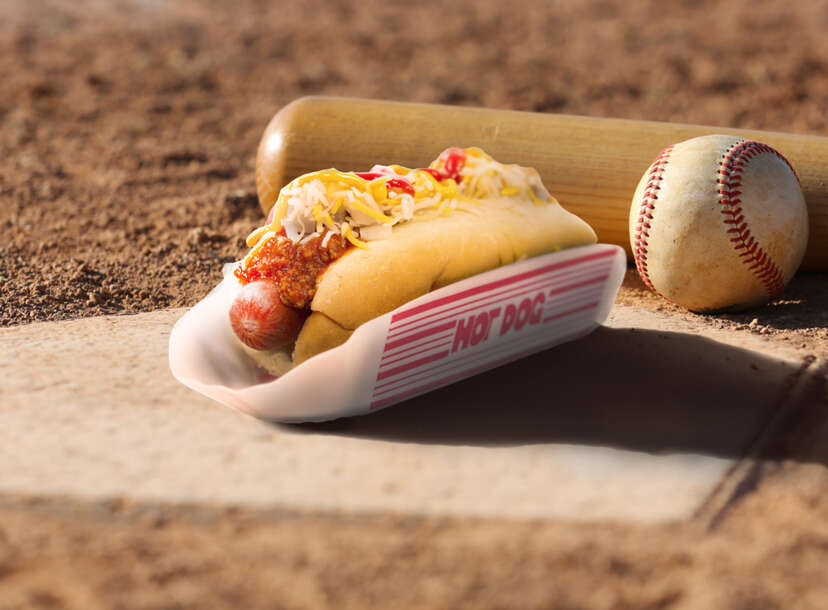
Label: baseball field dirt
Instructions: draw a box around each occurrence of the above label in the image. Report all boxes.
[1,1,827,608]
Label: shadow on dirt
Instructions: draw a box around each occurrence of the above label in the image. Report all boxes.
[289,326,826,465]
[715,272,828,331]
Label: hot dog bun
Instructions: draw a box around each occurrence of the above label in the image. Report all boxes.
[237,148,597,375]
[271,199,595,371]
[293,198,595,362]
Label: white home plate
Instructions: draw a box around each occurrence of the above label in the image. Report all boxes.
[0,301,810,522]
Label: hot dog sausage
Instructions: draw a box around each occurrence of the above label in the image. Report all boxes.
[229,281,306,350]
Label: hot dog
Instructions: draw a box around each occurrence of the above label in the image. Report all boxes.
[229,281,307,351]
[229,147,597,376]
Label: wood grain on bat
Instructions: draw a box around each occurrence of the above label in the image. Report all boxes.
[257,96,828,271]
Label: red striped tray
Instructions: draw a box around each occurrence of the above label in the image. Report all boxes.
[170,244,626,422]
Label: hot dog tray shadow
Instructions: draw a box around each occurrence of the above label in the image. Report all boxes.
[290,326,821,465]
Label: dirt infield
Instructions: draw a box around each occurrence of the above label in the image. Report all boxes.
[0,466,826,610]
[1,0,827,608]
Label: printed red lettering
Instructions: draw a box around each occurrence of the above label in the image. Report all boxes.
[500,304,517,335]
[470,312,489,346]
[454,307,505,351]
[530,292,545,323]
[452,315,474,352]
[487,307,501,338]
[515,297,532,330]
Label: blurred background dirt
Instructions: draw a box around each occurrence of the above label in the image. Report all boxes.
[1,0,827,331]
[0,0,827,608]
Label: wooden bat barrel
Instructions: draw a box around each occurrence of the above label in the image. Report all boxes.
[257,96,828,271]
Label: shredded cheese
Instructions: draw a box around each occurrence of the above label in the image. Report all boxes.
[245,147,555,252]
[342,224,368,248]
[245,226,269,247]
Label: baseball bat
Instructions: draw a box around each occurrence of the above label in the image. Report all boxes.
[257,97,828,271]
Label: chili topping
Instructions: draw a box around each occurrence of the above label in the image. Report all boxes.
[234,229,350,309]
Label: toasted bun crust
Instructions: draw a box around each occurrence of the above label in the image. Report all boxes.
[296,199,594,365]
[293,311,353,366]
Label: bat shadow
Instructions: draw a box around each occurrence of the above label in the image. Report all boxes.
[286,326,827,465]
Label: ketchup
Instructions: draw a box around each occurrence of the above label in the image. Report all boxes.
[385,178,415,195]
[356,149,466,193]
[440,147,466,182]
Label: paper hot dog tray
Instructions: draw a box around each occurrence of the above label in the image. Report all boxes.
[169,243,625,422]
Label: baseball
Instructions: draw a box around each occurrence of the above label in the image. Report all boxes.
[629,134,809,312]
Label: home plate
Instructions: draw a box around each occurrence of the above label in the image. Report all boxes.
[0,305,812,523]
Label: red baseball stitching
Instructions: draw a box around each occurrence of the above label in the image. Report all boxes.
[718,139,798,301]
[632,144,673,294]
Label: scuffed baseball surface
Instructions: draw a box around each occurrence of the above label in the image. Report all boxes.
[630,135,808,312]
